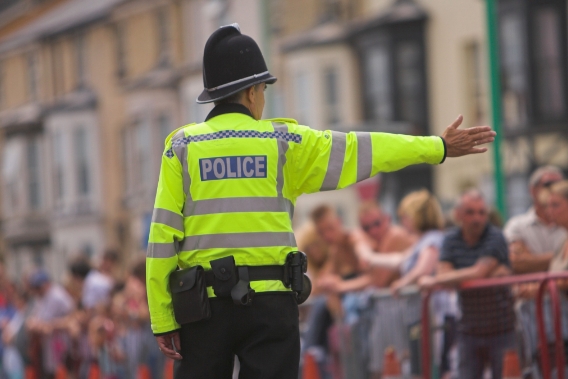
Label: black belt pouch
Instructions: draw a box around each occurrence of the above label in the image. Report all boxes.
[169,266,211,325]
[210,256,239,297]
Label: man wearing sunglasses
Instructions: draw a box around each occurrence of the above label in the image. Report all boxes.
[356,201,415,287]
[504,166,566,274]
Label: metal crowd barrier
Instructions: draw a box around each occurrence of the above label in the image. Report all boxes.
[421,272,568,379]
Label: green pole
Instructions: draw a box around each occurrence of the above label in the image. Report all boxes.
[485,0,507,218]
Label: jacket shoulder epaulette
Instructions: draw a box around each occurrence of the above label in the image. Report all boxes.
[265,117,298,125]
[165,123,197,146]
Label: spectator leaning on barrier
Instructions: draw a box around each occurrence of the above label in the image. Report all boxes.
[357,201,416,288]
[296,222,331,297]
[419,190,515,379]
[504,166,566,274]
[27,270,75,379]
[82,250,119,310]
[67,255,92,305]
[354,189,445,294]
[547,180,568,272]
[312,205,374,298]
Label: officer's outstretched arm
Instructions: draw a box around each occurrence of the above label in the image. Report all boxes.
[291,125,445,196]
[146,140,186,336]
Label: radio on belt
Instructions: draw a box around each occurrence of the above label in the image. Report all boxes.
[200,155,267,181]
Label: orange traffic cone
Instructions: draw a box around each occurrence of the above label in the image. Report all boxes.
[502,350,522,379]
[138,364,152,379]
[163,359,174,379]
[55,364,67,379]
[383,347,402,379]
[87,363,100,379]
[24,367,37,379]
[302,352,321,379]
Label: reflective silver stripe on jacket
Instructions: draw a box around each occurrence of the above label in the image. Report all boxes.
[183,197,294,220]
[171,129,195,217]
[147,242,178,258]
[356,132,373,182]
[320,131,346,191]
[152,208,184,232]
[181,232,296,251]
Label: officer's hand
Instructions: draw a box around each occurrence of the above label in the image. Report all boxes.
[155,331,182,360]
[441,115,496,157]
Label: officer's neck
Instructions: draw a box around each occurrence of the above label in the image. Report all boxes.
[206,103,255,122]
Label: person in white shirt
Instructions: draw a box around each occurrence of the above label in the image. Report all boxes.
[82,250,119,310]
[27,270,75,378]
[504,166,566,273]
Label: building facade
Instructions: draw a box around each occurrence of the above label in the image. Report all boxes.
[0,0,565,278]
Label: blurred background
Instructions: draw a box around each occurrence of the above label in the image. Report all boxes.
[0,1,566,379]
[0,0,566,277]
[0,0,568,276]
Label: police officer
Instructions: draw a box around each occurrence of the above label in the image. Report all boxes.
[147,24,495,378]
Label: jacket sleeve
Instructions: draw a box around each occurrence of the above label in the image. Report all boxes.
[290,125,445,196]
[146,137,186,335]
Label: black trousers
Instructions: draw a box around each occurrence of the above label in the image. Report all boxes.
[175,293,300,379]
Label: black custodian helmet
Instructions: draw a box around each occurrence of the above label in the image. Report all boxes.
[197,23,277,104]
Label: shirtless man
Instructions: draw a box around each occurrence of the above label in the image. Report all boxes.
[312,203,414,293]
[357,201,416,287]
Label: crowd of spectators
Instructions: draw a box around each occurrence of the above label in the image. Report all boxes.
[0,250,164,379]
[0,166,566,379]
[298,165,568,379]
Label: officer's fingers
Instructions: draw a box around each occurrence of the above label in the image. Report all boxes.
[467,147,488,154]
[157,339,182,360]
[467,126,494,135]
[471,131,496,142]
[474,136,495,146]
[172,333,182,352]
[447,115,463,130]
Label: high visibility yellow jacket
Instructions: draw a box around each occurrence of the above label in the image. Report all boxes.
[147,105,445,334]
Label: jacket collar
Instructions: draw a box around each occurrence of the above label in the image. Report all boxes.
[205,103,254,121]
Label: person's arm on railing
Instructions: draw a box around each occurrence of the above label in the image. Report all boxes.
[317,274,374,294]
[353,238,410,270]
[418,257,499,289]
[391,246,439,294]
[509,241,553,274]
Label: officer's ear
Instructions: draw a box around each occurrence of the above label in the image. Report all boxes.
[244,85,256,106]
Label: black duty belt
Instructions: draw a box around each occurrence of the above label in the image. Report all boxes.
[203,265,285,288]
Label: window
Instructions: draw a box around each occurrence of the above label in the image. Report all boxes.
[52,131,65,202]
[27,137,42,210]
[27,52,39,101]
[158,113,172,144]
[2,138,24,214]
[323,68,340,126]
[293,72,310,125]
[75,33,87,87]
[74,128,90,196]
[32,249,44,268]
[135,119,152,188]
[532,7,565,119]
[52,41,65,96]
[500,11,528,129]
[365,44,393,122]
[395,41,424,127]
[122,128,134,193]
[355,20,428,133]
[156,8,169,66]
[116,23,127,77]
[465,42,487,126]
[498,0,567,129]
